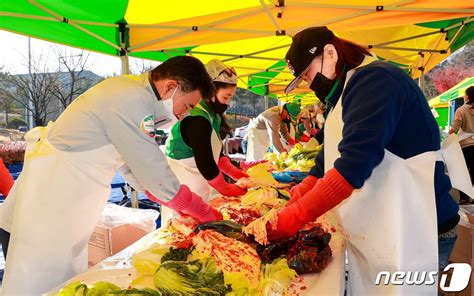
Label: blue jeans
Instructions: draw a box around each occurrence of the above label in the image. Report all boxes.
[438,227,457,271]
[242,139,248,154]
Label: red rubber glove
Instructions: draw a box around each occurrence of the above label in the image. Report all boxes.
[287,175,318,206]
[208,172,247,197]
[287,138,298,146]
[146,185,222,223]
[300,134,311,143]
[267,168,353,241]
[239,159,268,170]
[0,159,13,198]
[218,156,248,180]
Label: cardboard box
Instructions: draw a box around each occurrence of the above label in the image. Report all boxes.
[447,221,474,296]
[88,223,147,266]
[461,205,474,225]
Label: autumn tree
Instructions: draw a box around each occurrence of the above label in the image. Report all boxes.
[428,41,474,94]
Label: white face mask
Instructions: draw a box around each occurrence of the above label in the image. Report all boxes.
[158,87,178,130]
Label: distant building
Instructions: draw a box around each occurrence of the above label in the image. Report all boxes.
[6,70,103,125]
[45,70,103,121]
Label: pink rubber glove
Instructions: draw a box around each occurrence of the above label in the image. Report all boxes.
[146,185,222,223]
[208,172,247,197]
[287,175,318,206]
[239,159,268,170]
[218,156,249,180]
[267,168,353,241]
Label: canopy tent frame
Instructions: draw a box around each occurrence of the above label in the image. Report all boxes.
[190,50,282,61]
[287,2,474,13]
[1,1,472,94]
[128,7,274,52]
[29,0,123,52]
[243,17,472,95]
[260,0,284,35]
[5,1,473,54]
[222,44,291,62]
[420,17,472,82]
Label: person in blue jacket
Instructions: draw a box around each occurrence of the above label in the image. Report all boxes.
[267,26,459,294]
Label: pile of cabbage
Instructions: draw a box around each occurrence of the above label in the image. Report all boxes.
[58,245,297,296]
[264,138,321,172]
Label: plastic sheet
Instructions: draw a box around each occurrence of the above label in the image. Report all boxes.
[459,205,474,228]
[97,203,160,233]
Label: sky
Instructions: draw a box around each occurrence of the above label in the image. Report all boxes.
[0,30,158,77]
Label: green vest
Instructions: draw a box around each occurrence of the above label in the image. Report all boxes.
[296,122,306,141]
[165,100,222,160]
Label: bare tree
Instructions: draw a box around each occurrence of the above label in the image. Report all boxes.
[4,53,60,127]
[0,90,16,127]
[130,58,158,75]
[0,69,16,126]
[52,47,92,111]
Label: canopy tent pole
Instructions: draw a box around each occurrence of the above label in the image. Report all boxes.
[128,8,267,52]
[221,65,279,72]
[121,55,129,75]
[418,53,425,90]
[369,45,445,53]
[296,10,374,33]
[28,0,122,52]
[264,95,269,110]
[191,50,281,61]
[418,17,471,80]
[259,0,284,35]
[288,2,474,14]
[119,23,130,75]
[374,30,443,47]
[234,66,289,78]
[186,44,290,60]
[222,44,290,63]
[293,2,474,32]
[372,18,472,48]
[0,11,57,22]
[128,25,273,36]
[445,17,472,50]
[27,37,33,129]
[238,69,289,78]
[419,29,446,77]
[248,76,290,82]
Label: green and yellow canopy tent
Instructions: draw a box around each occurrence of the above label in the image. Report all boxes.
[428,77,474,130]
[1,0,473,105]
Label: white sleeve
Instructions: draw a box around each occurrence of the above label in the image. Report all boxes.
[103,95,180,202]
[118,163,146,192]
[265,117,286,152]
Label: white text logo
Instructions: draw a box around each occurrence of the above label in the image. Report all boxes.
[374,263,471,292]
[439,263,471,292]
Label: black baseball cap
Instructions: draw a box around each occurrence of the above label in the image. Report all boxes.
[285,26,335,94]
